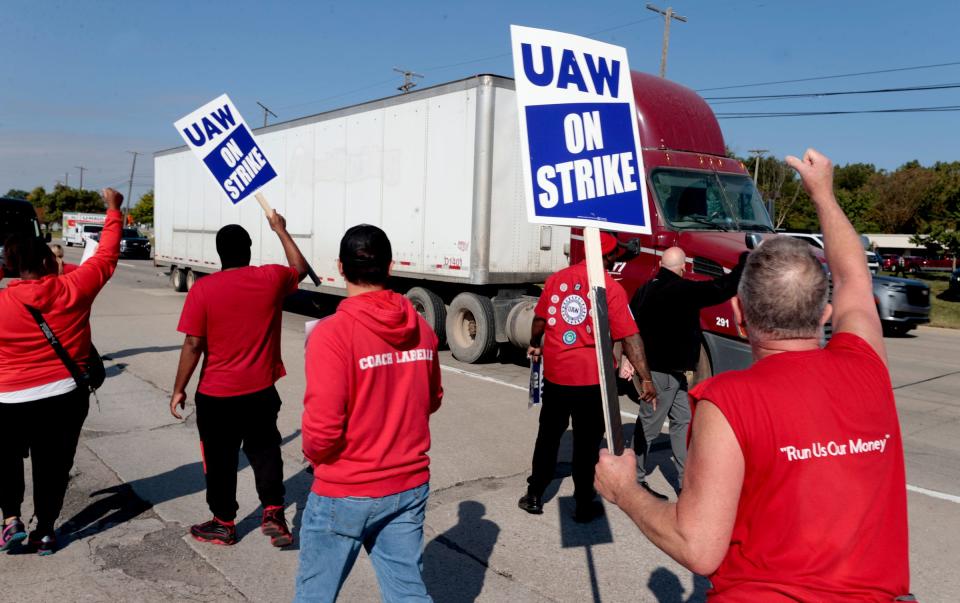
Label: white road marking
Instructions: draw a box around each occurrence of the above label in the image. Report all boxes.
[442,364,960,503]
[440,364,640,420]
[117,262,136,268]
[907,484,960,504]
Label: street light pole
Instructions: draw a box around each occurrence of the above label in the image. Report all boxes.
[125,151,139,224]
[257,101,277,128]
[646,4,688,78]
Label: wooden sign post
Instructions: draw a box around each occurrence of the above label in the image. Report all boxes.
[255,192,321,287]
[583,226,625,454]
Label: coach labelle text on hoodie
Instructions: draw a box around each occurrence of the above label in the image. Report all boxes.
[301,289,443,498]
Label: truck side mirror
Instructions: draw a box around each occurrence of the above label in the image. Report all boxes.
[745,233,763,250]
[621,238,641,259]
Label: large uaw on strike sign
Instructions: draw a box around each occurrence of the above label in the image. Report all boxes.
[512,26,649,455]
[511,25,651,235]
[174,94,276,203]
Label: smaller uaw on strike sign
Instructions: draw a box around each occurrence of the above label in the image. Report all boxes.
[174,94,276,204]
[511,26,651,234]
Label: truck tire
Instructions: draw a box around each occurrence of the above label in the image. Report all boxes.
[690,343,713,387]
[185,269,199,291]
[170,267,188,292]
[446,293,496,363]
[406,287,447,348]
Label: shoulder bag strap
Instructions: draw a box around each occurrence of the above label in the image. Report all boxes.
[26,306,89,388]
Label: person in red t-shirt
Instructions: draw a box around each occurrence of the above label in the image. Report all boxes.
[170,210,308,547]
[595,149,913,601]
[294,225,442,602]
[518,232,656,523]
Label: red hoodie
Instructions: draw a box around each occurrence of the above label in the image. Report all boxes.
[0,210,120,393]
[302,289,442,498]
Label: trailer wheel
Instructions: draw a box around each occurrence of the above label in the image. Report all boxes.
[171,268,188,292]
[446,293,496,363]
[185,269,199,291]
[406,287,447,348]
[690,343,713,387]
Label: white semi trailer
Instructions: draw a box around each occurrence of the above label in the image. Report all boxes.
[154,75,569,363]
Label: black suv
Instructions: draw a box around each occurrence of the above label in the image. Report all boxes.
[1,197,48,271]
[119,228,151,259]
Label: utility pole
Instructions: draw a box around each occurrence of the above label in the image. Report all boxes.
[125,151,139,224]
[393,67,424,93]
[65,172,69,188]
[748,149,768,184]
[75,165,87,190]
[256,101,277,128]
[646,4,687,78]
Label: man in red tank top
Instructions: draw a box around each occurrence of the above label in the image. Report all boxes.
[594,149,913,601]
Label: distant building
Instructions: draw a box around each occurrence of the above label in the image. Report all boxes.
[864,234,923,255]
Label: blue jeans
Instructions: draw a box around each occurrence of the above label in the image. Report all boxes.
[294,483,432,603]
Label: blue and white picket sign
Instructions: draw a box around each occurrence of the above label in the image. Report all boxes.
[510,26,651,235]
[174,94,277,205]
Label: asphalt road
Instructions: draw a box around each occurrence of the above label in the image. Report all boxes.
[2,247,958,602]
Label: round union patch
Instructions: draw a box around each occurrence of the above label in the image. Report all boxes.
[547,306,557,315]
[562,330,577,345]
[560,294,588,326]
[559,283,569,292]
[550,294,560,304]
[547,317,557,326]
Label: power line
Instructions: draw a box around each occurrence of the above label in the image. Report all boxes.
[716,105,960,119]
[706,82,960,105]
[697,60,960,92]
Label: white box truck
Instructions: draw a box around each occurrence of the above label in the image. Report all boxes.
[62,212,107,247]
[154,75,569,362]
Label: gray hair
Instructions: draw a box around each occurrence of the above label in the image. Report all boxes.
[738,236,829,340]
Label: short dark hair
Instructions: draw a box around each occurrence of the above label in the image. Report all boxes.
[3,233,56,278]
[738,236,829,340]
[339,224,392,285]
[216,224,251,269]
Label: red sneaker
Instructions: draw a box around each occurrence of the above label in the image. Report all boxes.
[261,506,292,547]
[190,518,237,545]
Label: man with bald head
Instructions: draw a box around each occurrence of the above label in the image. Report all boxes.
[596,149,911,601]
[624,243,746,499]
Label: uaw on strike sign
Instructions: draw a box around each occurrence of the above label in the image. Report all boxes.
[174,95,276,204]
[511,25,651,235]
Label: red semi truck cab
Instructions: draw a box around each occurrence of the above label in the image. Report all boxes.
[570,72,773,380]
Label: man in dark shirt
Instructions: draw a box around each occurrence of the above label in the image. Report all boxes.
[624,247,746,498]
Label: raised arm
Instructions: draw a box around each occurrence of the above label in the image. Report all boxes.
[786,149,885,362]
[267,211,309,282]
[64,188,123,301]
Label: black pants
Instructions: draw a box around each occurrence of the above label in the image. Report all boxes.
[526,380,605,505]
[0,388,90,533]
[195,385,285,522]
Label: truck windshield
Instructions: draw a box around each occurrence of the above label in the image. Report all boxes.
[651,169,774,232]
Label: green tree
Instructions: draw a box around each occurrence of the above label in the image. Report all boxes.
[4,189,29,199]
[130,190,154,225]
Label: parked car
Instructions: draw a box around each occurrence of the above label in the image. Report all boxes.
[873,275,931,336]
[781,232,879,273]
[900,253,955,274]
[881,254,901,272]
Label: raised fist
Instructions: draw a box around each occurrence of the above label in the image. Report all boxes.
[102,188,124,211]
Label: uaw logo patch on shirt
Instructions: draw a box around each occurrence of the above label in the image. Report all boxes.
[560,294,588,326]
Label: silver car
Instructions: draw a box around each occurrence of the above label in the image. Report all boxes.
[873,275,931,336]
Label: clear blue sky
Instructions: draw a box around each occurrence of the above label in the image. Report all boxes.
[3,0,958,200]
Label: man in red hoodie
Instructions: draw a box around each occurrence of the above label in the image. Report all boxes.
[295,224,442,603]
[170,210,308,547]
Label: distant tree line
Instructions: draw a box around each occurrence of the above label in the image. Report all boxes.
[729,151,960,256]
[4,186,154,228]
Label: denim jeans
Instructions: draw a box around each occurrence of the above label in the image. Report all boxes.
[294,483,432,603]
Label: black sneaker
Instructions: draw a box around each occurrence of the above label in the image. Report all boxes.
[190,518,237,546]
[1,518,27,551]
[27,531,57,556]
[573,500,605,524]
[640,480,669,501]
[261,506,293,547]
[517,493,543,515]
